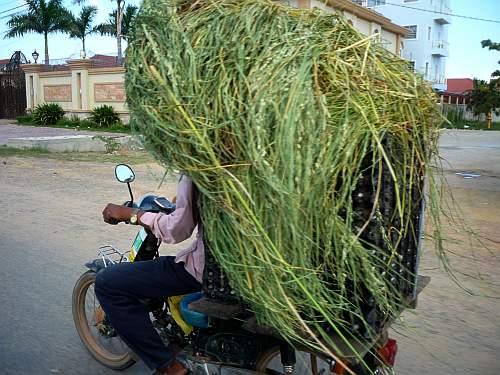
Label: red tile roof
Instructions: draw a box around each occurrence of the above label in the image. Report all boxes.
[447,78,474,94]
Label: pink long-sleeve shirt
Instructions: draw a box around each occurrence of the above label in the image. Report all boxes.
[139,175,205,283]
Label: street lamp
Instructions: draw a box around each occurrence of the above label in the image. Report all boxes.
[32,49,39,64]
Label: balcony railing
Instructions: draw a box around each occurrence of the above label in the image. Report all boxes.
[352,0,387,7]
[434,1,451,24]
[432,76,447,85]
[431,40,449,56]
[434,1,451,15]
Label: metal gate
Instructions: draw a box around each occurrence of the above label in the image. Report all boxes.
[0,51,28,119]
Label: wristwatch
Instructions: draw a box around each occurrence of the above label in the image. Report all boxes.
[130,209,140,225]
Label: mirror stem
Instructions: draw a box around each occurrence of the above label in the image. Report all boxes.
[127,182,134,207]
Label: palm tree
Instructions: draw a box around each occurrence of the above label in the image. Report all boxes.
[68,6,99,57]
[96,5,138,42]
[4,0,71,65]
[73,0,132,65]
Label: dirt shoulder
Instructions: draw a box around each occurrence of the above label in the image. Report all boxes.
[0,130,499,374]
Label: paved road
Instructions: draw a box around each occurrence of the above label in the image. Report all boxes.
[0,130,499,374]
[0,123,124,146]
[0,160,175,375]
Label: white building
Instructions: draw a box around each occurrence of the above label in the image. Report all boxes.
[286,0,410,56]
[353,0,451,91]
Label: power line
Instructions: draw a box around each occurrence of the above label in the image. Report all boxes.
[0,8,26,19]
[383,1,500,24]
[0,3,26,15]
[0,0,22,8]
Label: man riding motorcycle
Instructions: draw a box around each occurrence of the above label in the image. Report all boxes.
[97,175,203,375]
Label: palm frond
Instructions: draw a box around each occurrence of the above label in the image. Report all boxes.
[4,14,42,38]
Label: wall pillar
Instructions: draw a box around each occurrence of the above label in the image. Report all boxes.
[396,34,401,56]
[297,0,311,8]
[21,64,45,111]
[67,59,93,114]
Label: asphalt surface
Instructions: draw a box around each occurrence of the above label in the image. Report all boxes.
[0,161,174,375]
[0,123,124,146]
[0,130,499,374]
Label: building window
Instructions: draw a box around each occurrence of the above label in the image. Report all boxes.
[367,0,386,6]
[425,62,429,78]
[404,25,417,39]
[409,61,416,70]
[403,0,418,3]
[427,26,432,40]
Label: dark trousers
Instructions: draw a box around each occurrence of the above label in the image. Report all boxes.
[94,256,201,370]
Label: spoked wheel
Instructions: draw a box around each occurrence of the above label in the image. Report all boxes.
[255,347,392,375]
[255,347,333,375]
[72,270,136,370]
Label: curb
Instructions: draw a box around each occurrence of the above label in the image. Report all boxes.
[6,134,141,153]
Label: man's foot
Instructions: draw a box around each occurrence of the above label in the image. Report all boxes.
[154,360,189,375]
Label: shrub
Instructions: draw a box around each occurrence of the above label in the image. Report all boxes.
[89,105,122,128]
[17,114,33,124]
[32,103,65,126]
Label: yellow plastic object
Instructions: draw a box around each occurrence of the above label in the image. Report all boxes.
[167,295,193,335]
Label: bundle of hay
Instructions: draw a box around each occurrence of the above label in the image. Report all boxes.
[126,0,442,359]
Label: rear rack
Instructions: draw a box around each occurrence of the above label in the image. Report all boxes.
[98,245,130,266]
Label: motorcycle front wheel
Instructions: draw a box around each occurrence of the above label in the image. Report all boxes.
[72,270,136,370]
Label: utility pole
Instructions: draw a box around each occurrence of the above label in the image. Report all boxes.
[116,0,124,65]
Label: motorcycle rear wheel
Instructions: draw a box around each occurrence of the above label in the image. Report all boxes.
[72,270,136,370]
[255,347,391,375]
[255,347,332,375]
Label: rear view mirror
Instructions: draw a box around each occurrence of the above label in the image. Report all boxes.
[115,164,135,183]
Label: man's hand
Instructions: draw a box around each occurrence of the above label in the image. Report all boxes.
[102,203,135,225]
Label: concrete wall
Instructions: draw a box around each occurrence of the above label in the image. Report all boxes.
[23,60,129,122]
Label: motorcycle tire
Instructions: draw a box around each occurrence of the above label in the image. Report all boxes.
[255,346,390,375]
[255,346,330,375]
[72,270,136,370]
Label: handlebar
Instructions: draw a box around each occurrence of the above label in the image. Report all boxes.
[123,195,176,214]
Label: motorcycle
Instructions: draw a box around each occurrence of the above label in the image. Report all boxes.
[72,164,429,375]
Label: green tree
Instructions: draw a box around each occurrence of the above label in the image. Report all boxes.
[468,79,500,118]
[68,6,99,57]
[96,5,138,42]
[73,0,129,64]
[481,39,500,84]
[4,0,71,65]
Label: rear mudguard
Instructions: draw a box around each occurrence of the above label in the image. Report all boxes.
[84,258,110,273]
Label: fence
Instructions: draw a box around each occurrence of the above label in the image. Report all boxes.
[440,103,500,123]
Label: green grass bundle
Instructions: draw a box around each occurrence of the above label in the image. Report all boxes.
[126,0,443,360]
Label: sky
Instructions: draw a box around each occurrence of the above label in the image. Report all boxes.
[0,0,142,60]
[446,0,500,80]
[0,0,499,81]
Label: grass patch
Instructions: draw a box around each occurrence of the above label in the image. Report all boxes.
[15,117,131,134]
[0,145,154,164]
[0,146,50,157]
[443,120,500,131]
